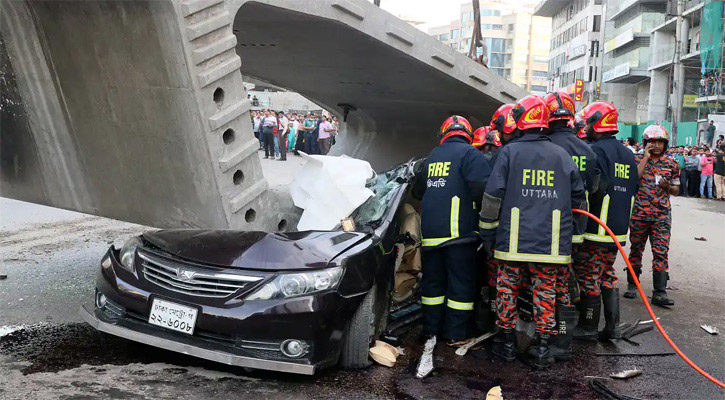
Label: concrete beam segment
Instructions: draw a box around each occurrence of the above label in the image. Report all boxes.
[1,0,527,230]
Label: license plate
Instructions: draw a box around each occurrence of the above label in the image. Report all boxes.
[148,298,198,335]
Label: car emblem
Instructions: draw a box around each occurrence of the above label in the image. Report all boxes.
[177,269,196,281]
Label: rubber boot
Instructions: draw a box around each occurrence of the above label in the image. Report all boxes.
[491,327,517,362]
[623,268,641,299]
[526,333,554,369]
[572,294,600,340]
[598,288,621,340]
[551,303,577,361]
[651,270,675,307]
[415,335,437,379]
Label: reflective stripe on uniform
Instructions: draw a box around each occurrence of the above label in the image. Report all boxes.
[597,194,610,237]
[572,234,584,244]
[479,220,499,229]
[551,210,561,256]
[583,233,627,243]
[450,196,460,238]
[422,237,453,247]
[422,296,445,305]
[494,250,572,264]
[509,207,520,254]
[446,299,474,311]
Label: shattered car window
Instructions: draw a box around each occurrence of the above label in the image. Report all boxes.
[351,161,416,229]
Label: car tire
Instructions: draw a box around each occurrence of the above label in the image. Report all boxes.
[340,283,386,369]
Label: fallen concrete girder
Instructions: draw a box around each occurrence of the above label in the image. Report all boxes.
[0,0,527,231]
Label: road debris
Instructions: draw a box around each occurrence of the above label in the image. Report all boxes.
[700,324,719,335]
[596,352,675,357]
[486,385,503,400]
[455,331,496,356]
[369,340,399,367]
[588,378,644,400]
[610,369,642,379]
[694,236,707,241]
[0,274,7,280]
[415,335,436,379]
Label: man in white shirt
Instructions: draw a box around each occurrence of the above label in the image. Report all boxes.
[278,111,289,161]
[317,115,335,155]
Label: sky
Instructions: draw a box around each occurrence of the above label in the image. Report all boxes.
[374,0,540,32]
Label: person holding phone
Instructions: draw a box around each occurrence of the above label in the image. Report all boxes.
[626,125,680,307]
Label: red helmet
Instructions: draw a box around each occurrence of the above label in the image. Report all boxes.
[439,115,473,144]
[642,124,669,141]
[573,116,587,139]
[472,126,502,148]
[543,91,576,122]
[489,104,514,133]
[578,101,618,134]
[509,95,549,131]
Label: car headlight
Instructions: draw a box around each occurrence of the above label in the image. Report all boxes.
[118,236,142,272]
[245,267,344,301]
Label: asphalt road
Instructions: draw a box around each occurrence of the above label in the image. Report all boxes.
[1,194,724,400]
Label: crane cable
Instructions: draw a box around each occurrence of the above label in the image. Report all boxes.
[572,208,725,389]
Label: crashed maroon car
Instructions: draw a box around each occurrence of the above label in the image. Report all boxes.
[81,161,422,375]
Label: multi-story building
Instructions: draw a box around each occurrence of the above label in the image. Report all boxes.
[428,1,550,94]
[648,0,724,139]
[534,0,606,109]
[601,0,668,124]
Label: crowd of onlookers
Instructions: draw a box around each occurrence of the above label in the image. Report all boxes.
[250,109,340,161]
[622,125,725,200]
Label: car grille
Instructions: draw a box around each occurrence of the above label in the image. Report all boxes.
[137,248,262,298]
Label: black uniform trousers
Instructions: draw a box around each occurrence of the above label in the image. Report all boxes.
[421,242,477,341]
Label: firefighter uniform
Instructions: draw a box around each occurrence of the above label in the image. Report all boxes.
[627,125,679,306]
[479,134,586,335]
[573,102,638,340]
[416,135,491,341]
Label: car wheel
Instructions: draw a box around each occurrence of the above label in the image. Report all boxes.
[340,283,387,369]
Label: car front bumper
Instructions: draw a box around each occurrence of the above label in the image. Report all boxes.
[79,305,316,375]
[82,247,366,375]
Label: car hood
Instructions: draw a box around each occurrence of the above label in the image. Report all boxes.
[142,229,370,271]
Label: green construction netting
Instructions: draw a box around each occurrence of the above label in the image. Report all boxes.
[700,0,724,74]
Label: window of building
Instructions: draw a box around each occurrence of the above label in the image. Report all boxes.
[492,24,503,30]
[593,15,601,32]
[452,29,459,39]
[531,85,548,92]
[462,13,467,23]
[533,70,548,78]
[439,33,449,41]
[590,40,599,57]
[588,66,593,82]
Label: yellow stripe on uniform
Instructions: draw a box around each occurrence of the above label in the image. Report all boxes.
[551,209,561,256]
[446,299,474,311]
[598,194,610,236]
[421,237,453,247]
[422,296,445,305]
[583,233,627,243]
[494,250,572,264]
[509,207,520,254]
[450,196,460,238]
[479,220,499,229]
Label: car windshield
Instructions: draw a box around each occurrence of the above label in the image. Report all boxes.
[350,161,415,229]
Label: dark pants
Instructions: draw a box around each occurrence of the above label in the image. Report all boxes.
[278,133,287,161]
[679,169,688,196]
[263,128,275,158]
[421,243,477,341]
[304,132,320,155]
[318,137,331,155]
[687,170,700,197]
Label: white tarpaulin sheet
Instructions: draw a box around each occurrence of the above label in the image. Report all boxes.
[290,153,375,231]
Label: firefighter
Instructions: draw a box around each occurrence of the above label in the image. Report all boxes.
[490,103,516,145]
[414,115,491,378]
[542,91,600,359]
[572,101,638,341]
[479,95,586,368]
[472,126,502,157]
[626,125,679,307]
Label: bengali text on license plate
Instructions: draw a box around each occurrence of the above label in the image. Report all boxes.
[148,298,198,335]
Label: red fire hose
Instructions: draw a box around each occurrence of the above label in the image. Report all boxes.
[572,209,725,389]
